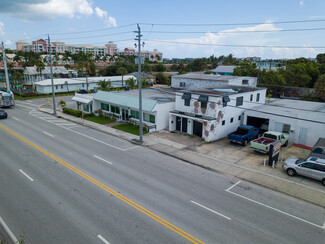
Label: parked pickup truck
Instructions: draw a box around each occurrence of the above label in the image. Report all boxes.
[228,125,260,146]
[250,131,289,153]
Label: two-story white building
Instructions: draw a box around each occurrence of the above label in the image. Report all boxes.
[169,86,267,141]
[171,73,257,89]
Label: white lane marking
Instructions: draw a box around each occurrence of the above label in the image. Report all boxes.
[94,155,112,165]
[12,117,20,121]
[15,104,35,110]
[43,131,54,138]
[226,189,324,229]
[54,123,77,126]
[191,200,231,221]
[30,109,126,151]
[0,217,18,243]
[225,180,241,192]
[124,145,139,151]
[19,169,34,182]
[98,234,110,244]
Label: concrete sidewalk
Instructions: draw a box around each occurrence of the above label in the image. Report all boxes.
[39,107,325,207]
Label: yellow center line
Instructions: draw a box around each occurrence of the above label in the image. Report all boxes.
[0,124,205,244]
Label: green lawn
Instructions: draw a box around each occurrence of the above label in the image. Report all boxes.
[84,116,116,125]
[112,123,148,136]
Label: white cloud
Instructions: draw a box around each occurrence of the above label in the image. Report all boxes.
[145,22,317,59]
[5,40,12,46]
[95,7,117,27]
[24,32,30,40]
[0,0,94,20]
[299,0,304,6]
[0,21,4,36]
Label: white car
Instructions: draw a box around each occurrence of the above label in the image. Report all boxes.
[283,157,325,186]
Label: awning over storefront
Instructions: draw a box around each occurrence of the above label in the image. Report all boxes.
[72,96,92,104]
[198,95,208,102]
[182,92,191,100]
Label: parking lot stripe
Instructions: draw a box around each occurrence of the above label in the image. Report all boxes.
[226,189,324,229]
[225,181,241,192]
[98,234,110,244]
[0,216,18,243]
[191,200,231,221]
[12,117,19,121]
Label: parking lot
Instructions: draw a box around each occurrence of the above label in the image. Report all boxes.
[147,131,325,191]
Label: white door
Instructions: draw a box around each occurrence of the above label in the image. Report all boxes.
[298,127,308,145]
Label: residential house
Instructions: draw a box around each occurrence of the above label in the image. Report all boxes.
[24,66,69,84]
[169,86,266,141]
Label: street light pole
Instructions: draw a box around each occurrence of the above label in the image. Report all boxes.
[1,42,10,91]
[135,24,143,143]
[47,34,56,116]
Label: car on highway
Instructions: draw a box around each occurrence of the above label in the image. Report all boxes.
[283,157,325,186]
[0,109,8,119]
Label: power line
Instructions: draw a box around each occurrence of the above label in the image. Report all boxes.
[143,27,325,34]
[58,31,133,41]
[146,40,325,49]
[139,19,325,27]
[50,23,136,36]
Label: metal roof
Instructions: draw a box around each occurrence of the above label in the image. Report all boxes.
[173,73,239,81]
[93,90,158,112]
[248,99,325,123]
[211,65,238,73]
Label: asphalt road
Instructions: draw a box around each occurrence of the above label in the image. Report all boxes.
[0,102,324,244]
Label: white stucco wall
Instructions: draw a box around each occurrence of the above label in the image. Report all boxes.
[171,76,257,89]
[154,102,175,131]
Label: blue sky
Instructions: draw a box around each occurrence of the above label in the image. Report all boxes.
[1,0,325,59]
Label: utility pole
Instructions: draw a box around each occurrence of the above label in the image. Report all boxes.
[135,24,143,143]
[47,34,56,115]
[1,42,10,91]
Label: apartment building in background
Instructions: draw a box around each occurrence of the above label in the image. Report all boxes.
[15,40,162,62]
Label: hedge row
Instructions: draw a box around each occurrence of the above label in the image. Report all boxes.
[62,108,82,117]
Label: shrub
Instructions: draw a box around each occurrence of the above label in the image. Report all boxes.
[62,108,82,117]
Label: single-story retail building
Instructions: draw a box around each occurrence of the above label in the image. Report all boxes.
[34,75,137,93]
[244,99,325,147]
[91,88,176,132]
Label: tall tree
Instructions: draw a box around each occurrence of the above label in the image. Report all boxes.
[232,61,258,77]
[117,67,128,87]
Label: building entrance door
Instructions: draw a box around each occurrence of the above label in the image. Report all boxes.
[193,121,203,138]
[298,127,308,145]
[182,117,188,133]
[122,109,129,121]
[176,116,181,131]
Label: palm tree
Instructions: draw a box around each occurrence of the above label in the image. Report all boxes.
[64,80,69,92]
[97,80,111,91]
[36,60,45,81]
[125,77,136,90]
[77,53,96,91]
[117,67,128,88]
